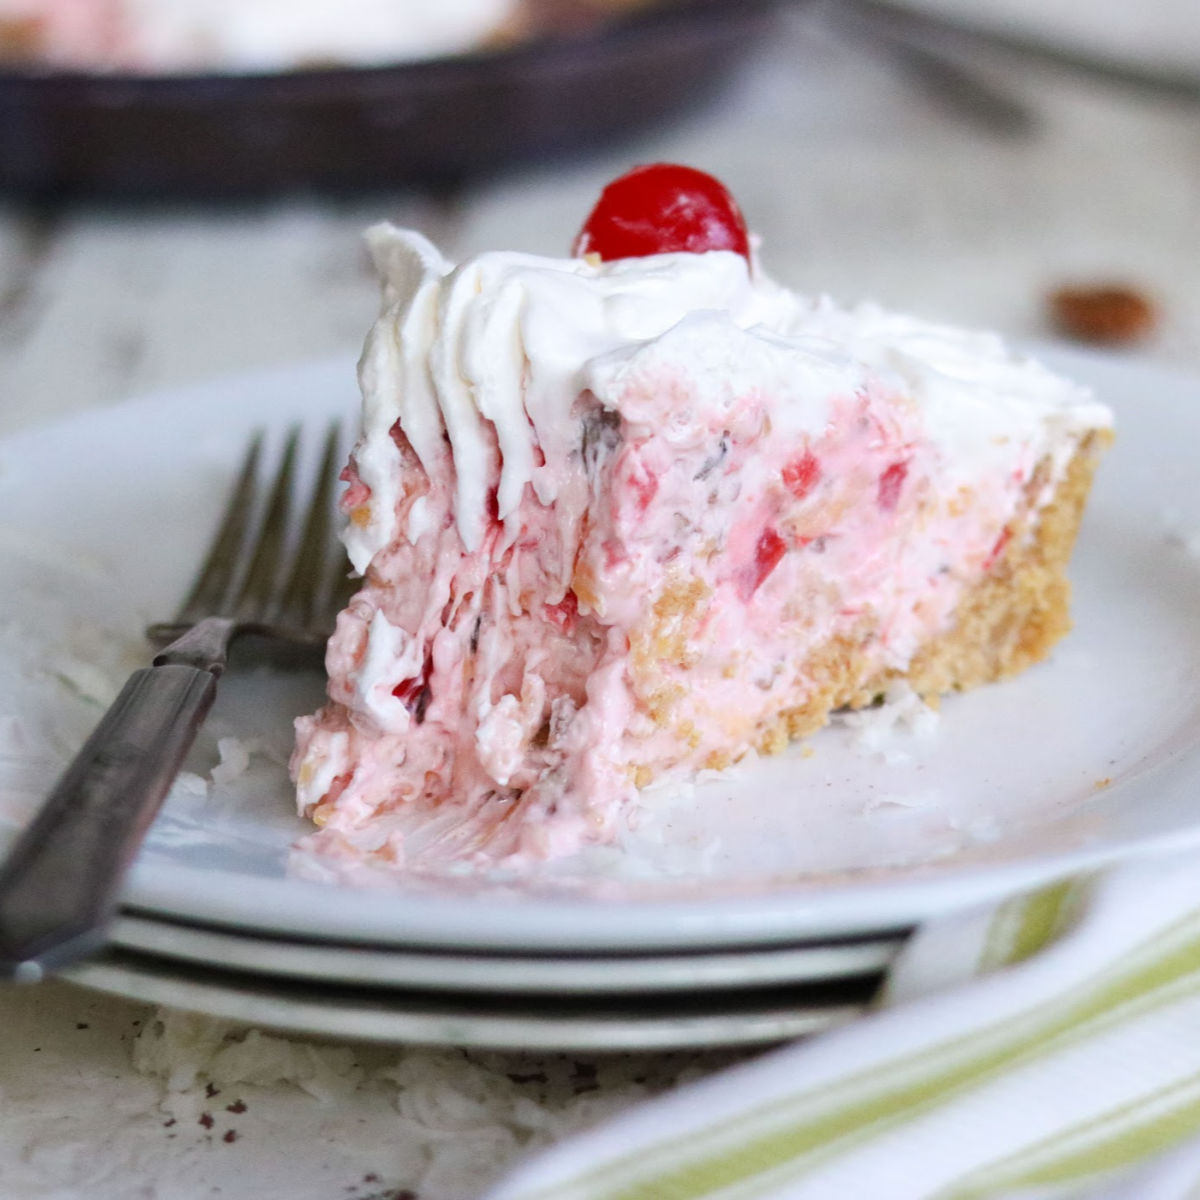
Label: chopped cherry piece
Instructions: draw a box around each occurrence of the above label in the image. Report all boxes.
[619,449,659,514]
[984,526,1012,571]
[338,462,370,510]
[739,527,787,601]
[878,460,909,512]
[544,590,579,632]
[782,450,821,501]
[389,419,415,454]
[323,771,353,806]
[573,164,751,262]
[392,677,424,705]
[629,465,658,514]
[392,650,433,723]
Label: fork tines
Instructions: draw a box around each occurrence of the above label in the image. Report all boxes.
[149,423,354,647]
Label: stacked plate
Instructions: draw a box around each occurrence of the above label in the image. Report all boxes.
[6,346,1200,1050]
[64,911,902,1051]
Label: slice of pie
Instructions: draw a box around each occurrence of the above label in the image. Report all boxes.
[292,165,1113,867]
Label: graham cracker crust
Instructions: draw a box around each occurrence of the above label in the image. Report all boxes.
[883,428,1111,702]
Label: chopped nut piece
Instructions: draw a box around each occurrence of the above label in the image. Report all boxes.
[1048,284,1158,345]
[0,19,42,62]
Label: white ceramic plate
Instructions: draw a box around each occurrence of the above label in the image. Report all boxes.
[109,913,900,993]
[61,950,873,1050]
[2,348,1200,952]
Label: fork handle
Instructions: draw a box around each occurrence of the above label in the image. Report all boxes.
[0,663,217,981]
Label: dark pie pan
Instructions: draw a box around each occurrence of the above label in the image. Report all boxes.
[0,0,781,200]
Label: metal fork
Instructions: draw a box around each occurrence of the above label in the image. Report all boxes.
[0,424,351,982]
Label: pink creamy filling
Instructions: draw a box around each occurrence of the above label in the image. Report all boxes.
[293,364,1035,866]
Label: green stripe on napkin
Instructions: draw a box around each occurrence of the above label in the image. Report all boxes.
[500,875,1200,1200]
[980,879,1083,971]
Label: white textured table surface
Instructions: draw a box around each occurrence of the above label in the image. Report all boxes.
[2,8,1199,1199]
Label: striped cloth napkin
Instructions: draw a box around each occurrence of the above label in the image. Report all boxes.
[487,851,1200,1200]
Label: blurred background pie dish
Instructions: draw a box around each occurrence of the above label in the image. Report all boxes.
[0,0,778,197]
[4,0,1197,200]
[0,0,686,73]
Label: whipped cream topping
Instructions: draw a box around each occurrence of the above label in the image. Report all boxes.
[348,224,1111,571]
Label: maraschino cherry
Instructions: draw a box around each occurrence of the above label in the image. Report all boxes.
[573,164,751,262]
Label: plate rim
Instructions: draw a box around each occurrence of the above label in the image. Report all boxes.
[110,911,903,992]
[60,950,871,1050]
